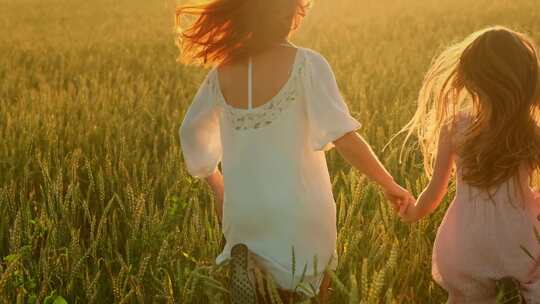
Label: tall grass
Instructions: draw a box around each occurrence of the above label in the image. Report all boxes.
[1,0,539,302]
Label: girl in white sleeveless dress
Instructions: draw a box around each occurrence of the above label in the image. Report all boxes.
[176,1,413,302]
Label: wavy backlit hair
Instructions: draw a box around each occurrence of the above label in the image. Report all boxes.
[402,26,540,190]
[175,0,309,66]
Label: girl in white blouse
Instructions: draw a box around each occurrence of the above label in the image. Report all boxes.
[176,0,413,303]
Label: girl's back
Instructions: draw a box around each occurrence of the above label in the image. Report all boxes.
[218,45,298,110]
[435,118,540,291]
[400,26,540,303]
[180,45,361,292]
[176,0,367,293]
[177,1,414,302]
[451,116,538,207]
[434,138,540,303]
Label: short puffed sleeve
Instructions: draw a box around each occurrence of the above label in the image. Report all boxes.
[302,50,362,151]
[179,70,222,178]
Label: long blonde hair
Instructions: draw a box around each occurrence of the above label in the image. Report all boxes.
[402,26,540,190]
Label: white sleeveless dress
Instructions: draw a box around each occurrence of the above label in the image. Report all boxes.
[179,47,361,294]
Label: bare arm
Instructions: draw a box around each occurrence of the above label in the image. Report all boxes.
[334,131,413,207]
[205,170,224,222]
[401,125,455,222]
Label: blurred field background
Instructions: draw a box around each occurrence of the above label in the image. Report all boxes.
[1,0,540,303]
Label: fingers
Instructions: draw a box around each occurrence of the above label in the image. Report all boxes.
[391,199,403,213]
[406,193,416,206]
[398,201,409,217]
[391,197,410,215]
[383,186,416,220]
[388,192,416,221]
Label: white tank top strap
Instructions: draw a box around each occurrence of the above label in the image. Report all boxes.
[246,42,296,111]
[248,57,253,110]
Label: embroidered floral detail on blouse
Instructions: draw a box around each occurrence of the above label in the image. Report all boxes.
[224,85,298,131]
[213,55,305,131]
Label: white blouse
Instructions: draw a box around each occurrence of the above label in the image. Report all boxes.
[180,47,361,294]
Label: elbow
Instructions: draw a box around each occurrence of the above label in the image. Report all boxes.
[333,131,361,155]
[334,131,358,146]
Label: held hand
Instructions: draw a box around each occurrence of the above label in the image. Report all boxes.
[398,201,418,223]
[382,182,414,213]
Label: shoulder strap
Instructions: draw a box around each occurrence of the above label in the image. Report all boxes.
[248,57,253,110]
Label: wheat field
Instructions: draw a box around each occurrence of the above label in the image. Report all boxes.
[1,0,540,303]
